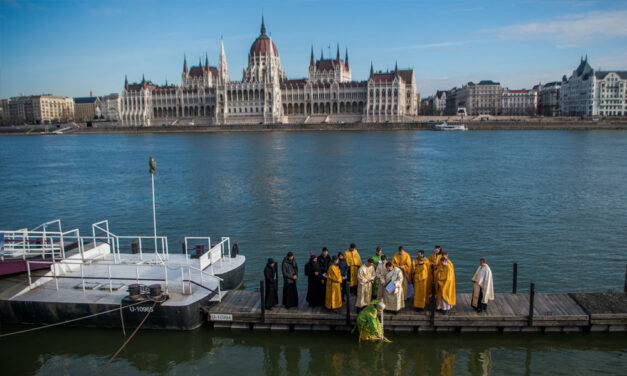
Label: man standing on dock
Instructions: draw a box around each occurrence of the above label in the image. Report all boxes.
[436,258,456,314]
[282,252,299,309]
[471,258,494,312]
[428,246,442,300]
[264,258,279,310]
[412,250,430,311]
[345,243,362,295]
[318,247,331,301]
[355,258,376,310]
[372,246,385,267]
[375,255,388,299]
[383,262,405,312]
[325,256,343,311]
[305,254,324,307]
[392,246,412,300]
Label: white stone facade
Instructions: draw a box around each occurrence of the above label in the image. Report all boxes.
[501,89,537,116]
[561,57,627,116]
[119,18,418,126]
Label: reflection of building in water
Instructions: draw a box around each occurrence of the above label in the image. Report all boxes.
[469,348,492,376]
[120,17,419,126]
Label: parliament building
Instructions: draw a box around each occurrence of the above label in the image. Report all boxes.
[120,18,419,126]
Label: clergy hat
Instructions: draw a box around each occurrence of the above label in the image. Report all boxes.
[267,258,274,265]
[310,254,317,259]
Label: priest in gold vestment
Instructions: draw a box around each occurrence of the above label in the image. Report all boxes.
[345,243,362,294]
[355,258,376,309]
[392,246,412,299]
[412,250,430,310]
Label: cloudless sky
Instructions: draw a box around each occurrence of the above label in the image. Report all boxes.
[1,0,626,98]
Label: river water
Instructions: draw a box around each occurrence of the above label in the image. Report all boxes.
[0,131,626,375]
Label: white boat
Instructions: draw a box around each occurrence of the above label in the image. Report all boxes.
[432,121,467,131]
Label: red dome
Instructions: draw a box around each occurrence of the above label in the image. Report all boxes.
[250,35,279,57]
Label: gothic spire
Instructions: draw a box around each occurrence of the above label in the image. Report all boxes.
[205,53,209,69]
[345,48,349,69]
[370,62,374,78]
[395,61,398,74]
[261,15,266,35]
[320,48,324,60]
[310,45,315,66]
[336,43,340,63]
[183,54,188,73]
[142,73,145,83]
[219,37,229,83]
[124,74,128,89]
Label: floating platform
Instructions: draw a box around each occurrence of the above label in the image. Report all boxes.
[206,290,627,333]
[0,219,245,331]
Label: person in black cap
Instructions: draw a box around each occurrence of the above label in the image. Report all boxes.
[264,258,278,310]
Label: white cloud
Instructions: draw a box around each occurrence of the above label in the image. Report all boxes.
[487,10,627,43]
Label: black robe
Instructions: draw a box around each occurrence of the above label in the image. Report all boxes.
[318,254,331,301]
[282,257,299,308]
[305,260,324,307]
[264,264,278,309]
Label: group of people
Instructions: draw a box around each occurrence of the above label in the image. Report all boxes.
[263,244,495,317]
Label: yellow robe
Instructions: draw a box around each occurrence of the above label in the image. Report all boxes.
[436,263,456,307]
[345,249,362,287]
[392,251,412,296]
[428,252,442,297]
[325,264,343,309]
[412,260,430,309]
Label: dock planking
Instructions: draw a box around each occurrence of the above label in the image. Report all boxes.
[206,290,626,332]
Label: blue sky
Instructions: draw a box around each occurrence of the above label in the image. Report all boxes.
[1,0,626,98]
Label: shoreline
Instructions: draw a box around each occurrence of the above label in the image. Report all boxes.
[1,120,627,135]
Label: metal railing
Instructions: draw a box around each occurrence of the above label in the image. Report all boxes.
[26,258,223,300]
[0,226,81,261]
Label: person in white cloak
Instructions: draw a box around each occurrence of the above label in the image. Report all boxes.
[375,255,388,299]
[471,258,494,312]
[382,262,405,312]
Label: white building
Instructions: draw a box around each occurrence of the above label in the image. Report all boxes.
[456,80,502,116]
[561,56,627,116]
[120,17,418,126]
[102,93,122,121]
[433,90,446,115]
[501,88,537,116]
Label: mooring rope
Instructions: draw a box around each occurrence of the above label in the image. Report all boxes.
[0,300,147,338]
[96,301,157,376]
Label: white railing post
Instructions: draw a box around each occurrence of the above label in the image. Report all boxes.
[25,231,30,260]
[181,265,186,295]
[80,263,85,292]
[27,262,32,288]
[138,238,143,261]
[163,264,168,293]
[52,262,59,292]
[188,267,192,294]
[92,225,96,248]
[108,265,112,292]
[184,238,188,261]
[60,233,66,259]
[42,227,47,259]
[136,265,139,284]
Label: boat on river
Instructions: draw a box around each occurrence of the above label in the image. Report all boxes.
[0,219,245,330]
[432,121,467,131]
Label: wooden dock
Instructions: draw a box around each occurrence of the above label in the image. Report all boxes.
[206,289,627,333]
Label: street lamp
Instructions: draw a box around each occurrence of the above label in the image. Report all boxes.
[149,157,158,260]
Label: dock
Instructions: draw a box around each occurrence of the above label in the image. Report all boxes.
[206,289,627,333]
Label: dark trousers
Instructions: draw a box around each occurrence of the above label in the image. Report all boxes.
[477,288,488,311]
[283,282,298,308]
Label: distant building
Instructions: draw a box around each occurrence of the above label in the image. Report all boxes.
[102,93,122,121]
[445,87,458,115]
[456,80,503,116]
[501,88,537,116]
[73,95,103,122]
[1,95,74,125]
[433,90,446,115]
[561,56,627,116]
[120,17,419,126]
[419,97,433,115]
[538,82,561,116]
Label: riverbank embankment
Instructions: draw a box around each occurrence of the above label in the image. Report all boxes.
[2,119,627,135]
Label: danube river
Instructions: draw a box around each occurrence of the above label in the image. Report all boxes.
[0,131,626,375]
